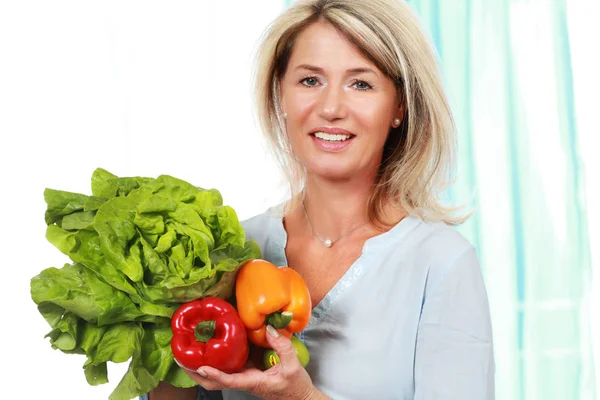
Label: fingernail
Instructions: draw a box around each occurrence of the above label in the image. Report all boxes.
[266,324,280,338]
[196,368,208,377]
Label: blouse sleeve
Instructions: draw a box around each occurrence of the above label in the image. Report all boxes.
[138,386,221,400]
[414,246,495,399]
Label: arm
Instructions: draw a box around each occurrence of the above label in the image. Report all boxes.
[414,247,495,399]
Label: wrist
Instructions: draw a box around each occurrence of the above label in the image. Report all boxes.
[300,386,330,400]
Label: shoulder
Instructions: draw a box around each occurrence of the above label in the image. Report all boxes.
[404,218,481,290]
[240,202,284,239]
[412,219,475,258]
[376,215,475,261]
[239,202,287,265]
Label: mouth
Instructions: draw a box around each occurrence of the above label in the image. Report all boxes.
[309,128,356,152]
[311,131,354,142]
[309,128,356,143]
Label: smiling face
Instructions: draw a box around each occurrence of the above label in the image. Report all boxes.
[280,21,404,182]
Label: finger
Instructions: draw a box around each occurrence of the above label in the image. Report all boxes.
[182,368,224,391]
[265,325,299,366]
[175,360,224,391]
[198,365,263,392]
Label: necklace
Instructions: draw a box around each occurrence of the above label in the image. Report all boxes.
[301,200,370,248]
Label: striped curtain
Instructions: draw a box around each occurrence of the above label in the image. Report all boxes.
[282,0,597,399]
[406,0,596,399]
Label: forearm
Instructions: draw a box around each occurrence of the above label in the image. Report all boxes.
[148,381,197,400]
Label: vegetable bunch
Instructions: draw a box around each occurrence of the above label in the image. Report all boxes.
[170,259,313,374]
[30,168,261,400]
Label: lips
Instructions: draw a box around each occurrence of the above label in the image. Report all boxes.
[309,127,355,137]
[313,131,352,141]
[309,127,355,151]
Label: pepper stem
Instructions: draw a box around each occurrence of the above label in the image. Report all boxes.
[266,311,293,329]
[194,320,216,342]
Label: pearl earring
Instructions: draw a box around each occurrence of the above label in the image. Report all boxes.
[393,118,401,127]
[283,112,288,119]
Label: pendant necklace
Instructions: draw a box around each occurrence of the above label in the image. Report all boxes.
[301,200,370,248]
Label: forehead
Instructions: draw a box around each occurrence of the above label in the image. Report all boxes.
[288,21,376,72]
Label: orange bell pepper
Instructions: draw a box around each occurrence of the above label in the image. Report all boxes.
[235,259,312,348]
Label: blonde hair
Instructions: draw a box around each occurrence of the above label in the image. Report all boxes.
[253,0,471,226]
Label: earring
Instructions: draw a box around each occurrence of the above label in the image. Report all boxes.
[283,112,288,119]
[393,118,401,127]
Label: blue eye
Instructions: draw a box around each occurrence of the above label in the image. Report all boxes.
[301,77,319,87]
[353,80,372,91]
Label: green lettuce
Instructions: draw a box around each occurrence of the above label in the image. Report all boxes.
[31,168,261,400]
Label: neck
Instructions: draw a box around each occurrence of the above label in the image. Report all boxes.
[300,173,376,241]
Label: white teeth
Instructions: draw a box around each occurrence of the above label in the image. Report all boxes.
[314,132,352,141]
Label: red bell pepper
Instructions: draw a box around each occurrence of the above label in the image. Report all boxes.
[171,297,249,373]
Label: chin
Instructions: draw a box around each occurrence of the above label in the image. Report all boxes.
[308,164,357,181]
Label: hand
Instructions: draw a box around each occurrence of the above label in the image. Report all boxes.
[183,325,317,400]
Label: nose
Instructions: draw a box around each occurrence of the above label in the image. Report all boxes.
[317,85,347,121]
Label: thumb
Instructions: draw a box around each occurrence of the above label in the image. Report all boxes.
[265,325,298,366]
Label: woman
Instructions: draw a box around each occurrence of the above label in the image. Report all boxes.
[148,0,495,398]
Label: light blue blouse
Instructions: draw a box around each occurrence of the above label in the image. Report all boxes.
[143,205,495,400]
[222,206,495,399]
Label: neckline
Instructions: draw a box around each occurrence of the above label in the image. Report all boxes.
[268,205,422,325]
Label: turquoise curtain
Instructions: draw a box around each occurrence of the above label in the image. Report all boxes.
[281,0,596,399]
[406,0,596,399]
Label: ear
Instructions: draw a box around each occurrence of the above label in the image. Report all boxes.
[391,101,406,128]
[398,103,407,121]
[394,89,406,120]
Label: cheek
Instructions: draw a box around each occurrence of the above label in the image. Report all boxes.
[354,102,394,142]
[287,91,315,118]
[285,92,316,143]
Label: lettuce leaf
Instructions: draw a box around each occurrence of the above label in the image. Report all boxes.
[31,168,261,400]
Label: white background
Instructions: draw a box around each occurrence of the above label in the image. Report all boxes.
[0,1,597,399]
[0,1,285,399]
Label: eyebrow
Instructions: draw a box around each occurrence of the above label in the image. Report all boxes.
[294,64,379,76]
